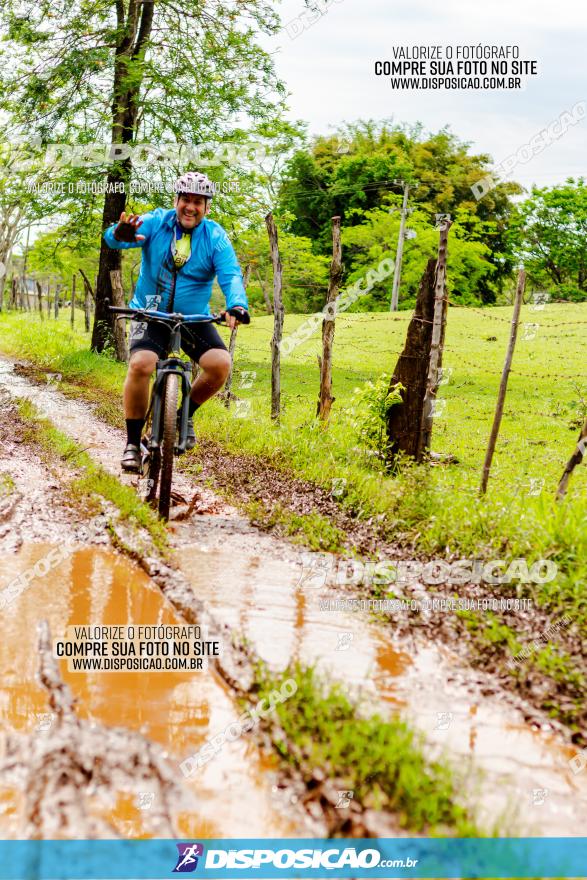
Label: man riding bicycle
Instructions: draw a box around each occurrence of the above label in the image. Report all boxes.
[104,170,249,472]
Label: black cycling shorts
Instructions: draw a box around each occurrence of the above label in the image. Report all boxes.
[129,319,228,363]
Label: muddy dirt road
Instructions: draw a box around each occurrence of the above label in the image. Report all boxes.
[0,356,586,839]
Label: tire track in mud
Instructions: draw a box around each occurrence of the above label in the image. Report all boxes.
[1,356,587,837]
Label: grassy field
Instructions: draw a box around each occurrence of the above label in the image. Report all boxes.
[2,303,586,508]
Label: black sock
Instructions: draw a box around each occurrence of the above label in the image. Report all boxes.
[178,400,201,419]
[126,418,145,447]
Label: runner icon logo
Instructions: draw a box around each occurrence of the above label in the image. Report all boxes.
[173,843,204,873]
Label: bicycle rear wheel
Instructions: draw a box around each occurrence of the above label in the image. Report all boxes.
[158,372,179,520]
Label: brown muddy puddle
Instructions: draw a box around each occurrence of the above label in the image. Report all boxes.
[0,544,296,838]
[175,543,587,836]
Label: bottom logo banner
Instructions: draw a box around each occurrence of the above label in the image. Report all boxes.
[0,838,586,878]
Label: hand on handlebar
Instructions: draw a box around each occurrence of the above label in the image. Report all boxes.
[222,306,250,330]
[113,212,145,243]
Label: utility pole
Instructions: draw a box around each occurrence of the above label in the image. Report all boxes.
[390,180,415,311]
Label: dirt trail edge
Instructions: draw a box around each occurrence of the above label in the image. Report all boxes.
[1,356,587,837]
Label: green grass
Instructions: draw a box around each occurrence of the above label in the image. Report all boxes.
[15,396,168,553]
[249,662,481,835]
[245,500,347,551]
[1,306,586,623]
[0,471,16,499]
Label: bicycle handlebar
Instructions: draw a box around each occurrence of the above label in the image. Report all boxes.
[108,305,224,324]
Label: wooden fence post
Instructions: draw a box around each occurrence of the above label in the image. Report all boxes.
[53,284,60,319]
[36,281,44,321]
[70,275,76,328]
[21,278,30,311]
[265,212,284,423]
[317,216,342,420]
[224,263,251,408]
[479,269,526,495]
[418,219,452,458]
[557,416,587,499]
[109,270,129,362]
[81,276,91,332]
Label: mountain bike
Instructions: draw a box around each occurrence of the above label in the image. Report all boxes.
[109,304,224,520]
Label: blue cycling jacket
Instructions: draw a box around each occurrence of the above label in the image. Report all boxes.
[103,208,248,315]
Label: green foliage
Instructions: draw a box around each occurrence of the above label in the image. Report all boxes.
[513,178,587,296]
[237,226,331,314]
[0,471,15,499]
[245,500,346,551]
[349,374,403,457]
[342,206,494,308]
[0,0,289,237]
[278,119,520,302]
[28,223,141,295]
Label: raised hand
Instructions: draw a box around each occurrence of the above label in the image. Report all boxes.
[113,212,145,243]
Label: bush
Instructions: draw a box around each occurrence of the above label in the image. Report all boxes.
[349,374,403,459]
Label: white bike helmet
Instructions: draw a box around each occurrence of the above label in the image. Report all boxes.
[173,170,215,199]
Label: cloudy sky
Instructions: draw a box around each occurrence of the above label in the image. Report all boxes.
[266,0,587,191]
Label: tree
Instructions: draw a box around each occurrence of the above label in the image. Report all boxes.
[27,222,141,296]
[278,119,520,302]
[237,226,330,314]
[342,205,494,309]
[512,178,587,298]
[0,0,287,352]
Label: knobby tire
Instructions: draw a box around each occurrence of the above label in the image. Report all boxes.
[158,372,179,520]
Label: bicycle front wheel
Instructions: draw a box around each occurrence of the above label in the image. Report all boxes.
[158,372,179,520]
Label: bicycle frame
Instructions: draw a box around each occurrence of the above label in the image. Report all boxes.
[109,304,224,456]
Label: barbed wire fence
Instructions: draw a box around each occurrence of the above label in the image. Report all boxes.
[2,213,587,499]
[224,224,587,500]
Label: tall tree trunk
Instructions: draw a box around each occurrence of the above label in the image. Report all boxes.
[91,0,154,352]
[109,270,129,361]
[92,184,129,351]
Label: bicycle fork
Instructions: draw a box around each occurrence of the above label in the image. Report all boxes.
[149,359,193,454]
